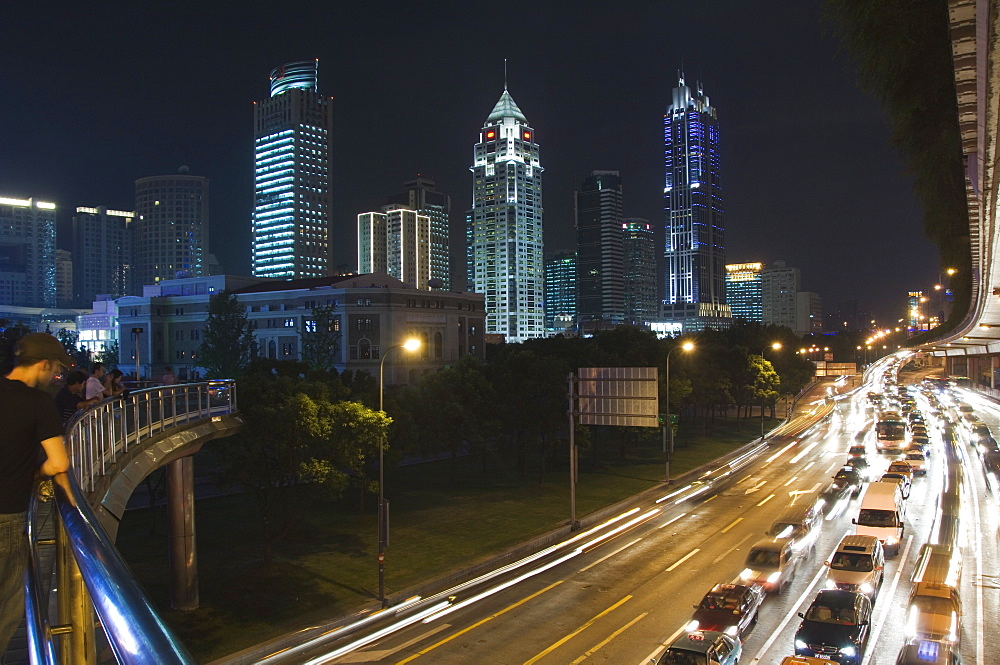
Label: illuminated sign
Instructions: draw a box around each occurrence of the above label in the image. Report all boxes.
[486,130,496,140]
[523,131,531,140]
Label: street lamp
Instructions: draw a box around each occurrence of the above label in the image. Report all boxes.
[664,340,694,482]
[761,342,782,439]
[376,336,421,606]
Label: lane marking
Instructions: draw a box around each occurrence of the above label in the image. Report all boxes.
[782,476,799,487]
[666,548,701,572]
[703,495,718,503]
[578,538,642,573]
[720,517,743,534]
[522,595,632,665]
[801,461,815,471]
[825,461,839,473]
[337,624,450,663]
[394,581,562,664]
[789,440,821,464]
[644,623,688,664]
[657,512,688,529]
[756,493,775,507]
[861,535,914,665]
[569,612,648,664]
[712,533,754,564]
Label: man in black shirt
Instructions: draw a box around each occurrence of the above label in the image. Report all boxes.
[53,370,98,427]
[1,333,71,658]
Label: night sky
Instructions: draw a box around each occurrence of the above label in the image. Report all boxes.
[1,1,941,326]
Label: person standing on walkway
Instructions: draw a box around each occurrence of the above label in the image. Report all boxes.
[84,362,106,401]
[161,366,177,386]
[53,370,100,427]
[1,333,71,658]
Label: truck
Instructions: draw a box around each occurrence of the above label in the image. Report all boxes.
[853,481,905,556]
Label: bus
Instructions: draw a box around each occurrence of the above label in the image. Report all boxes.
[875,416,907,454]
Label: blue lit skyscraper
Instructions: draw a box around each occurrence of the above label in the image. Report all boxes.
[468,88,545,342]
[0,196,57,307]
[253,60,334,279]
[662,75,730,330]
[544,249,576,333]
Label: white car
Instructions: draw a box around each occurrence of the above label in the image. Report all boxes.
[881,472,912,499]
[902,452,927,476]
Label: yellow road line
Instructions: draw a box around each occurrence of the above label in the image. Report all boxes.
[756,493,775,507]
[665,548,701,572]
[720,517,743,533]
[569,612,648,664]
[522,595,632,665]
[394,581,563,664]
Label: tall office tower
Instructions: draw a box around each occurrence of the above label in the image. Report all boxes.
[0,196,57,307]
[253,60,334,279]
[135,173,208,287]
[662,75,730,331]
[544,249,576,333]
[725,262,764,323]
[72,206,136,305]
[468,88,545,342]
[761,260,799,329]
[796,292,823,336]
[622,218,658,325]
[386,177,451,289]
[357,207,431,289]
[56,250,74,307]
[575,171,624,329]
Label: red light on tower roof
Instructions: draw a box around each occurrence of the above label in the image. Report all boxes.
[523,131,531,140]
[486,130,496,139]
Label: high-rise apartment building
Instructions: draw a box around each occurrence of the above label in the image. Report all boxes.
[622,219,657,326]
[386,177,451,289]
[468,88,544,342]
[56,249,73,308]
[72,206,136,305]
[544,250,576,333]
[796,291,823,336]
[725,262,764,323]
[761,260,799,329]
[252,60,334,279]
[0,196,57,307]
[662,76,730,330]
[576,170,624,329]
[358,207,431,289]
[134,173,208,287]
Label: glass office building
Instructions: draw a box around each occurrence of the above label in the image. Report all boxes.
[544,249,576,333]
[623,218,657,325]
[725,262,763,323]
[576,170,624,328]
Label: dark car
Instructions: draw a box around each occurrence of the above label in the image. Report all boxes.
[690,583,765,637]
[895,639,963,665]
[831,466,864,498]
[848,445,867,458]
[655,629,742,665]
[794,590,872,665]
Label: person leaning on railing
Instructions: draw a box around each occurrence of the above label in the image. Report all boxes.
[0,333,71,657]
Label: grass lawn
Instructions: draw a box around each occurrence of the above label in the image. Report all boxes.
[115,416,776,661]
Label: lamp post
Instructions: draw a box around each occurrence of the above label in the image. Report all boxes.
[664,340,694,481]
[376,337,420,606]
[761,342,782,439]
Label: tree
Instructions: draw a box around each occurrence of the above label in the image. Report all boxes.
[0,319,32,372]
[95,339,120,369]
[56,328,92,369]
[301,304,342,372]
[196,291,256,378]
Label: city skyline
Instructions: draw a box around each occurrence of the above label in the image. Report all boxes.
[1,2,938,324]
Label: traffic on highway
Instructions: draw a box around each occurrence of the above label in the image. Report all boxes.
[261,353,997,665]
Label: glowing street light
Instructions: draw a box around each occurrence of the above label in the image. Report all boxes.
[664,340,694,481]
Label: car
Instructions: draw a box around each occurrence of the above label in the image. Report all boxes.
[689,583,765,637]
[903,452,927,476]
[895,639,963,665]
[909,435,931,455]
[846,456,870,479]
[654,629,742,665]
[825,535,885,599]
[881,472,912,499]
[907,411,924,422]
[977,436,1000,456]
[794,590,872,665]
[983,452,1000,494]
[831,466,864,498]
[910,424,929,437]
[847,444,867,458]
[887,460,915,480]
[741,536,804,594]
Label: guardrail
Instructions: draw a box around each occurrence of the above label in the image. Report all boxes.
[23,380,237,665]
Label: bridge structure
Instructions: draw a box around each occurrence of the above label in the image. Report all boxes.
[15,380,242,665]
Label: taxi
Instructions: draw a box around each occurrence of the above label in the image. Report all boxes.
[653,629,742,665]
[689,583,764,637]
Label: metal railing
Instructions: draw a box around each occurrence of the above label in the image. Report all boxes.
[24,380,237,665]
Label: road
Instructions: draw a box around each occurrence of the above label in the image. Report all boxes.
[266,361,997,665]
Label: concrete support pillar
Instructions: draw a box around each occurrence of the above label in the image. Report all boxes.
[167,456,199,610]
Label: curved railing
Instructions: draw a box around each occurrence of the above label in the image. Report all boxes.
[23,380,238,665]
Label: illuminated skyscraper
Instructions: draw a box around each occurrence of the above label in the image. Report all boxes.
[544,249,576,333]
[72,206,136,304]
[623,218,657,325]
[253,60,334,279]
[662,75,730,331]
[576,170,624,328]
[0,196,57,307]
[358,207,431,289]
[134,173,208,287]
[468,88,545,342]
[386,177,451,289]
[725,262,763,323]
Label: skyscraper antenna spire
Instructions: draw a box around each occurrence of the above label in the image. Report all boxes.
[504,58,508,90]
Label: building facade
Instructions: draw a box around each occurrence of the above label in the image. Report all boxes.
[252,60,334,280]
[725,262,764,323]
[56,249,73,308]
[386,177,451,289]
[796,291,823,336]
[544,249,576,333]
[116,273,485,381]
[134,173,208,288]
[357,207,431,290]
[662,76,730,329]
[761,260,799,329]
[622,218,658,326]
[0,196,57,307]
[72,206,136,305]
[467,88,545,342]
[575,170,624,329]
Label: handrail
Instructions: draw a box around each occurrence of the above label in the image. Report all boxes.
[23,380,237,665]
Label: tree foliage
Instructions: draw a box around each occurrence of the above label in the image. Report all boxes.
[0,319,32,371]
[301,304,342,372]
[197,291,256,378]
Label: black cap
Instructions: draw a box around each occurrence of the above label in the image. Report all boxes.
[15,333,75,368]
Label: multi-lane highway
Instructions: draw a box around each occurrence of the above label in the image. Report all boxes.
[266,356,997,665]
